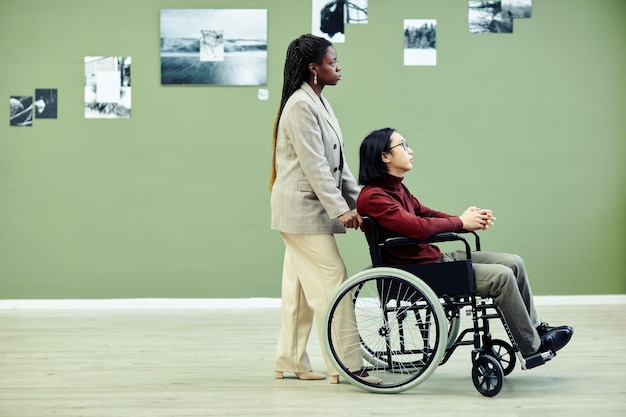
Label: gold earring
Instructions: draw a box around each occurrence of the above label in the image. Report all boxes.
[314,73,318,85]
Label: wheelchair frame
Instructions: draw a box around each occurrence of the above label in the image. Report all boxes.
[323,217,552,396]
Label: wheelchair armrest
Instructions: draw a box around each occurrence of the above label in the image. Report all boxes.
[382,233,457,246]
[458,230,481,252]
[380,231,479,260]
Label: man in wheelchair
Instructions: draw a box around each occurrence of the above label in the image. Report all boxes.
[355,128,573,363]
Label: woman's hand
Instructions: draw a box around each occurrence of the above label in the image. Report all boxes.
[459,206,496,231]
[338,211,363,230]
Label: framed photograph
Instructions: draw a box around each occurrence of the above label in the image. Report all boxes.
[160,9,268,86]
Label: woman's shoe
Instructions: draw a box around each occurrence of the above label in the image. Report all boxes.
[274,371,326,380]
[329,375,339,384]
[295,371,326,380]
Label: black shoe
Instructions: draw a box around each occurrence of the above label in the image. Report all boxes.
[540,326,574,353]
[536,322,574,337]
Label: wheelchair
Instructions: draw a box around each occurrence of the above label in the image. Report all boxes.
[323,217,553,396]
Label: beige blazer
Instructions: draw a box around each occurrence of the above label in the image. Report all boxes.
[271,82,360,234]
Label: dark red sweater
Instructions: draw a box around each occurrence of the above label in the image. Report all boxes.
[356,174,464,264]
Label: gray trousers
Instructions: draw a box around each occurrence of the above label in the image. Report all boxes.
[441,251,541,356]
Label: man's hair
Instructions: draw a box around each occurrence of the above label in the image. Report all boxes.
[358,127,396,185]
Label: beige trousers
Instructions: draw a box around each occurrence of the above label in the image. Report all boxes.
[274,232,362,375]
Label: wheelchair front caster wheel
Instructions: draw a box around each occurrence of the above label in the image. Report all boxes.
[488,339,516,376]
[472,355,504,397]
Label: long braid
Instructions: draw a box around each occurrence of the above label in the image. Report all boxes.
[270,34,332,191]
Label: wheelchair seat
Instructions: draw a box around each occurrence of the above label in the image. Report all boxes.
[361,216,477,297]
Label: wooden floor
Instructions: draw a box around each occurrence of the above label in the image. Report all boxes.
[1,303,625,417]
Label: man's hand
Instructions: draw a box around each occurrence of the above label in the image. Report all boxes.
[338,211,363,230]
[459,206,496,231]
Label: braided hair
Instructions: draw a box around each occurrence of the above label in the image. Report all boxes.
[270,34,332,191]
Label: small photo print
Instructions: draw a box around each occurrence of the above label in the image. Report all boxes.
[313,0,345,42]
[404,19,437,66]
[469,1,513,34]
[346,0,368,25]
[84,56,131,119]
[10,96,33,127]
[313,0,369,42]
[502,0,532,18]
[34,89,58,119]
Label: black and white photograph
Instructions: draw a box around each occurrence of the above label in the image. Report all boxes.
[9,95,33,127]
[313,0,368,43]
[84,56,131,119]
[34,88,58,119]
[346,0,368,25]
[469,1,514,34]
[503,0,532,18]
[313,0,345,43]
[160,9,267,86]
[404,19,437,66]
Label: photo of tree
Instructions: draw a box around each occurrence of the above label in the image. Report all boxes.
[404,19,437,66]
[160,9,267,86]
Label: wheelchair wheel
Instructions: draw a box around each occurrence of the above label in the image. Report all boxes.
[488,339,516,376]
[323,267,447,393]
[472,355,504,397]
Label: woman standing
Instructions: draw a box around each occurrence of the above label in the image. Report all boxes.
[270,34,364,384]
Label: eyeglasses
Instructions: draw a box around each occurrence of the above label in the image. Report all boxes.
[388,141,409,152]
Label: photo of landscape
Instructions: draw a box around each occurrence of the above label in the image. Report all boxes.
[160,9,267,86]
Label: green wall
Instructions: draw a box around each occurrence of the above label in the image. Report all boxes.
[1,0,625,299]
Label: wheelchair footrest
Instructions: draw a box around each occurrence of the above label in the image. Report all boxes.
[522,350,556,370]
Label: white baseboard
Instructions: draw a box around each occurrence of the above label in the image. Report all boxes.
[0,298,282,310]
[0,295,624,310]
[533,294,626,306]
